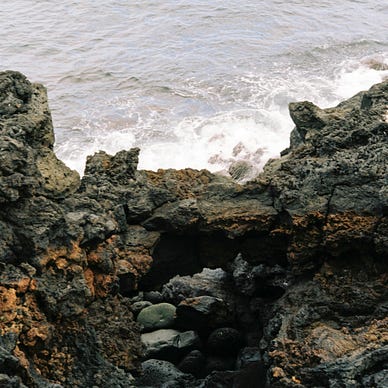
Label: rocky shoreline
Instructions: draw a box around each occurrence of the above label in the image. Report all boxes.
[0,70,387,387]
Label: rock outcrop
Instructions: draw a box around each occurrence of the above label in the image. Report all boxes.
[0,70,387,387]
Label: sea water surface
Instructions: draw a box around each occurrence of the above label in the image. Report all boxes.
[1,0,387,176]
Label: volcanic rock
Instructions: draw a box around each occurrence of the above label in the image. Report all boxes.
[135,359,194,387]
[175,296,230,331]
[0,70,387,387]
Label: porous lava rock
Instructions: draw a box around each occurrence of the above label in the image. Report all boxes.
[0,70,387,387]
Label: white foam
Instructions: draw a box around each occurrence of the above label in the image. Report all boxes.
[56,128,136,174]
[57,52,388,177]
[137,109,292,174]
[334,54,388,101]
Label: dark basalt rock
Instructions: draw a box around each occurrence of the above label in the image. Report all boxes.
[141,329,201,362]
[175,296,230,332]
[178,350,206,378]
[205,356,237,374]
[0,70,387,387]
[0,71,32,117]
[135,359,195,387]
[206,328,244,356]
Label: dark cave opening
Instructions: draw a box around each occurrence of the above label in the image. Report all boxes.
[138,230,289,292]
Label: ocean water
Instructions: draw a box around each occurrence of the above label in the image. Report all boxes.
[1,0,387,177]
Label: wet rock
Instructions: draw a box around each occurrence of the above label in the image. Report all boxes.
[141,329,201,362]
[228,160,254,181]
[137,303,177,332]
[288,101,327,141]
[207,328,244,356]
[83,148,139,183]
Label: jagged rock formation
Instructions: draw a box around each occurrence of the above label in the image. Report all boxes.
[0,70,387,387]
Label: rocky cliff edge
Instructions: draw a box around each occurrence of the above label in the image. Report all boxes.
[0,71,387,387]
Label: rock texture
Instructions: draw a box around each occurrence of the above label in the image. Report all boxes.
[0,70,387,387]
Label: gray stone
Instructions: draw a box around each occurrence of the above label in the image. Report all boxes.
[141,329,200,361]
[137,303,176,332]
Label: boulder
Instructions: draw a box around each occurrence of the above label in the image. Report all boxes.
[141,329,201,362]
[137,303,177,332]
[135,359,194,387]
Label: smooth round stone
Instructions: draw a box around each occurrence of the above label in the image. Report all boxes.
[137,302,176,332]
